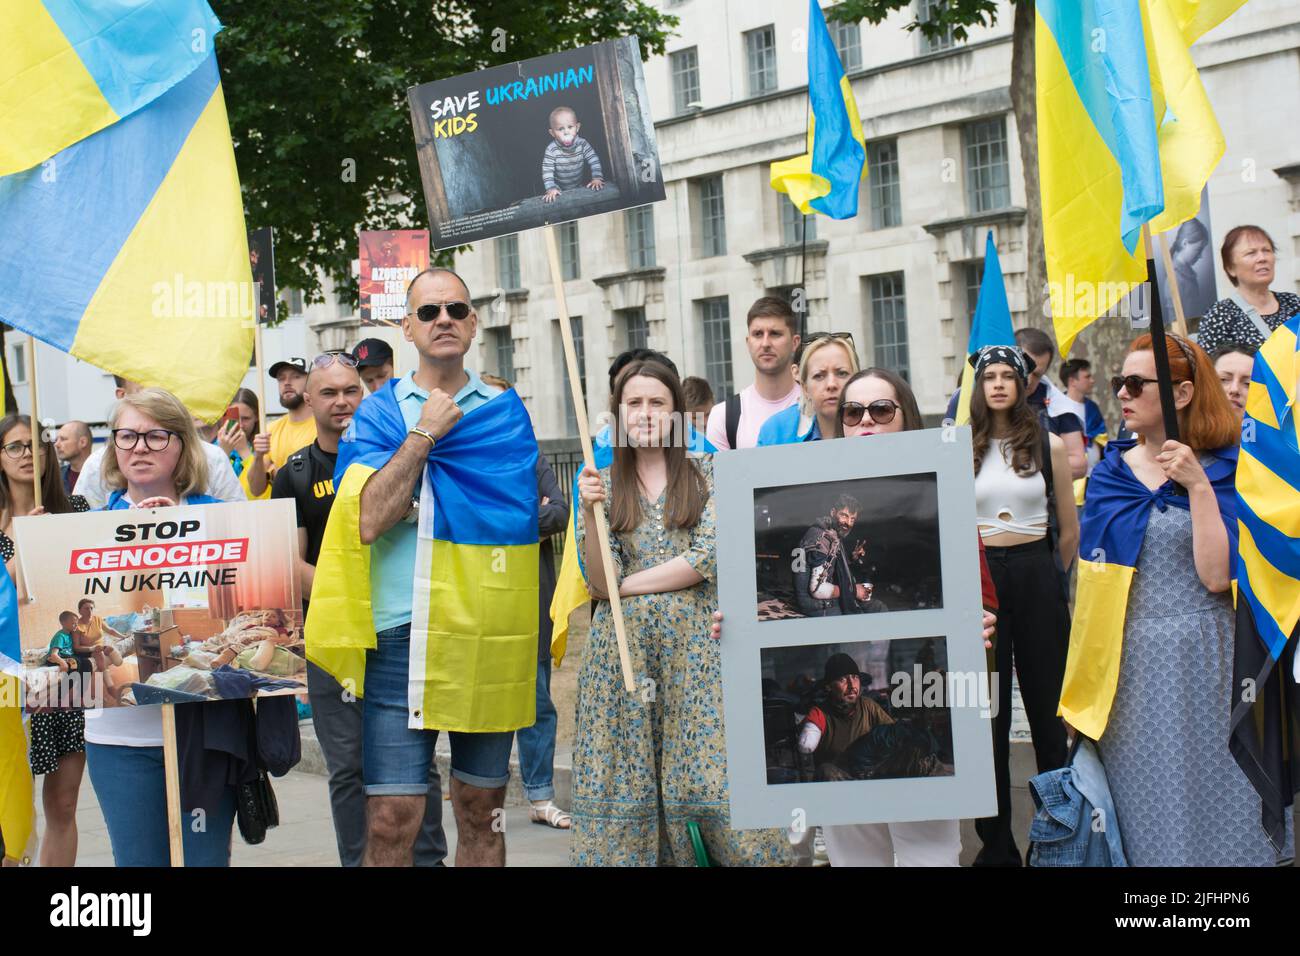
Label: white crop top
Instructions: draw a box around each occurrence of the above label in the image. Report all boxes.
[974,438,1048,538]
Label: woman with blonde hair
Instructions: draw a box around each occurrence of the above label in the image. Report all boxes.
[100,387,212,509]
[757,333,860,446]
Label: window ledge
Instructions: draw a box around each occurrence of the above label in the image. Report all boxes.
[592,266,667,289]
[743,239,829,265]
[922,206,1025,237]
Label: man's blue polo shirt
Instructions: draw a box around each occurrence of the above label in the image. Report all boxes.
[370,369,501,633]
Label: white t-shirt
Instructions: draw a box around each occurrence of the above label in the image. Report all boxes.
[73,441,245,508]
[705,382,801,450]
[84,705,165,747]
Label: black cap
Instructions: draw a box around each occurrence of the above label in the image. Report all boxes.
[267,357,307,378]
[351,338,394,368]
[823,653,861,683]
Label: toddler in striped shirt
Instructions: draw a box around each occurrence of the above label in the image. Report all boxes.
[542,106,605,202]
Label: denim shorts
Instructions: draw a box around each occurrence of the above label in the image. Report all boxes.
[362,624,514,795]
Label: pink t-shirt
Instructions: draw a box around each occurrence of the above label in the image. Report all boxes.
[705,382,801,450]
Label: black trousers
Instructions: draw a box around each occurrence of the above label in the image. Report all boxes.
[975,538,1070,866]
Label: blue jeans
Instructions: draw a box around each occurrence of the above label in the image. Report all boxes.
[86,743,236,867]
[362,624,514,794]
[516,659,557,801]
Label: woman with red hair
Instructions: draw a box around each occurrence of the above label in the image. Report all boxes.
[1059,333,1289,865]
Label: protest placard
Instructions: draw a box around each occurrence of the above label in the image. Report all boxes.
[13,499,302,711]
[359,229,429,326]
[714,429,997,828]
[248,226,276,324]
[407,37,665,248]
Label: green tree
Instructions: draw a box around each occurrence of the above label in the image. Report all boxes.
[211,0,676,312]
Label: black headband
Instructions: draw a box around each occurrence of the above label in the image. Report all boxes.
[969,345,1033,385]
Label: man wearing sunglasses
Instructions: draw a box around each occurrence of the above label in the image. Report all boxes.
[345,267,516,867]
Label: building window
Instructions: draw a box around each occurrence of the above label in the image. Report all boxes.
[869,272,910,380]
[699,297,734,399]
[769,285,809,340]
[285,289,304,315]
[698,175,727,257]
[918,0,954,53]
[620,307,649,352]
[10,341,26,385]
[867,139,901,229]
[963,260,985,329]
[490,327,515,383]
[625,206,656,269]
[559,221,580,280]
[670,47,701,115]
[744,26,777,96]
[964,116,1011,213]
[780,194,817,245]
[496,234,521,290]
[559,316,586,436]
[828,10,862,71]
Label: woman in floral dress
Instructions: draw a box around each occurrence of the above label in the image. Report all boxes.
[571,360,790,866]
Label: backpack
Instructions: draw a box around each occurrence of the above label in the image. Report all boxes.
[725,393,742,449]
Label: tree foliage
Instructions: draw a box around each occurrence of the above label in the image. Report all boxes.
[211,0,677,309]
[829,0,1003,41]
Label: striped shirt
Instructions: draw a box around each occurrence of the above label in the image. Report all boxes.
[542,136,603,190]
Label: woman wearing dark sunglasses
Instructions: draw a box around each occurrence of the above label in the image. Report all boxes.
[1059,334,1285,866]
[0,414,90,866]
[966,345,1078,867]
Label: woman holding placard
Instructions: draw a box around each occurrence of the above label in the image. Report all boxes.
[0,414,90,866]
[966,346,1078,867]
[571,360,790,866]
[82,388,235,866]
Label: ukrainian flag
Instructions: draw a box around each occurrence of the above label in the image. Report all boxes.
[306,382,540,733]
[770,0,866,220]
[953,232,1015,426]
[1038,0,1246,356]
[1230,313,1300,852]
[0,17,254,421]
[0,0,220,177]
[1060,436,1238,739]
[0,567,34,865]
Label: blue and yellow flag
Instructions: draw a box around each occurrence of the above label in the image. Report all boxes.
[0,15,254,421]
[1060,436,1238,738]
[306,382,540,733]
[770,0,866,220]
[1229,313,1300,852]
[1,565,34,864]
[954,232,1016,426]
[1038,0,1246,356]
[0,0,221,177]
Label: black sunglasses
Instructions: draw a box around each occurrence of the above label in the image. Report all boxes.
[804,331,856,347]
[840,400,900,427]
[412,301,472,322]
[1110,375,1161,398]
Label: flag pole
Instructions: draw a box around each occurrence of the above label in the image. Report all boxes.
[1156,231,1189,338]
[1141,225,1184,490]
[543,224,636,694]
[252,282,268,436]
[26,336,42,510]
[160,702,185,866]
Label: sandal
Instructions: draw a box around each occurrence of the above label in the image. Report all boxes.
[529,800,572,829]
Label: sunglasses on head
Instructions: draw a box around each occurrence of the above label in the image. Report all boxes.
[412,301,472,322]
[839,399,900,427]
[312,351,358,370]
[804,331,855,347]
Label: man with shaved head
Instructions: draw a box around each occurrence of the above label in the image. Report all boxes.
[54,420,93,493]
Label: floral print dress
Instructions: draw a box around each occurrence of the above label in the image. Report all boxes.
[570,457,790,866]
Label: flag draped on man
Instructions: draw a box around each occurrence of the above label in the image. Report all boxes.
[0,1,254,421]
[306,383,540,733]
[1230,314,1300,853]
[770,0,867,220]
[1037,0,1246,356]
[954,232,1016,426]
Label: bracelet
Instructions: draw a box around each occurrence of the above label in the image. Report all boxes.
[409,426,437,449]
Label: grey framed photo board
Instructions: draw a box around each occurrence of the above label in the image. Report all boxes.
[714,428,997,829]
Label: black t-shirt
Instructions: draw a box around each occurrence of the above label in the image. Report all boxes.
[271,441,337,568]
[1029,382,1083,437]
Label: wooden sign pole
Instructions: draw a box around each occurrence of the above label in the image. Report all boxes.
[1156,231,1190,338]
[542,225,635,693]
[160,702,185,866]
[252,285,268,436]
[27,336,42,510]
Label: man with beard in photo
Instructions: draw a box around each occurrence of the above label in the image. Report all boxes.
[797,654,894,776]
[793,494,884,616]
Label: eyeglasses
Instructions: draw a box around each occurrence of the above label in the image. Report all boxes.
[112,429,179,452]
[312,351,359,370]
[412,301,472,322]
[1110,375,1161,398]
[840,400,901,427]
[1,441,33,459]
